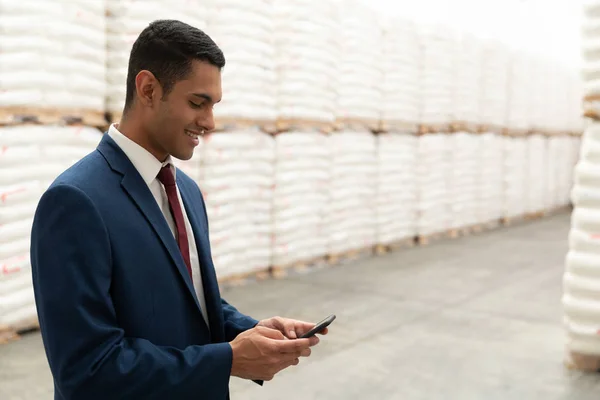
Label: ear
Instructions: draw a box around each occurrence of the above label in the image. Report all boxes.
[135,70,162,108]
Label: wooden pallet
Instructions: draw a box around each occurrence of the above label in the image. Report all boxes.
[275,119,334,134]
[0,316,40,345]
[271,256,327,279]
[450,121,479,133]
[525,210,547,220]
[327,247,372,265]
[378,120,419,134]
[447,224,483,239]
[334,118,380,132]
[0,107,106,127]
[214,118,277,134]
[417,124,451,135]
[416,231,447,246]
[217,267,271,287]
[500,215,526,226]
[565,350,600,372]
[373,237,416,255]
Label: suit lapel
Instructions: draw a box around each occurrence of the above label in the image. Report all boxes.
[97,134,206,322]
[178,177,226,343]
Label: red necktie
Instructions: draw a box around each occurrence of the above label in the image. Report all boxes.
[157,165,193,282]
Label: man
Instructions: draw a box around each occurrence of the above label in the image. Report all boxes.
[30,20,326,400]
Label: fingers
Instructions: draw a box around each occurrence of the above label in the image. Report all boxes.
[256,326,286,340]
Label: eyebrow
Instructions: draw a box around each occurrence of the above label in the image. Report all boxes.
[192,93,212,102]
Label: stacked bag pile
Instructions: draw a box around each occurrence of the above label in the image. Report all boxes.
[0,126,100,330]
[375,133,418,244]
[480,39,509,131]
[271,132,330,266]
[326,131,377,255]
[335,1,383,126]
[563,0,600,371]
[196,131,275,279]
[477,132,504,224]
[206,0,276,123]
[273,0,340,124]
[0,0,106,115]
[380,17,421,128]
[525,134,549,214]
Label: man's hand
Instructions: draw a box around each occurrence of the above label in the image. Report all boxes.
[229,326,318,381]
[257,316,330,340]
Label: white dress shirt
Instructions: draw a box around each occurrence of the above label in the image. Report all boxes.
[108,124,209,326]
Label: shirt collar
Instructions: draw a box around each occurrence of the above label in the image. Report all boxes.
[107,123,176,185]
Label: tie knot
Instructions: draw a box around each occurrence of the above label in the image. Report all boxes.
[157,165,176,187]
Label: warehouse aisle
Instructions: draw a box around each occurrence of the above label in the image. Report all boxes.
[1,212,599,399]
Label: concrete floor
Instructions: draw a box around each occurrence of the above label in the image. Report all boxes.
[2,212,600,399]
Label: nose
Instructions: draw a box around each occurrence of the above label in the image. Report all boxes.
[197,109,215,133]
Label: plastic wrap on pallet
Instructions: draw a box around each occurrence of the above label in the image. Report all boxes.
[418,23,455,126]
[198,130,274,279]
[335,1,383,123]
[326,131,377,254]
[449,132,480,229]
[564,121,600,357]
[526,134,549,214]
[502,135,528,219]
[480,39,509,129]
[206,0,276,122]
[380,17,420,126]
[273,0,341,123]
[416,134,451,235]
[0,125,101,328]
[375,133,417,244]
[271,131,330,265]
[0,0,105,111]
[478,132,503,223]
[451,32,482,125]
[105,0,206,114]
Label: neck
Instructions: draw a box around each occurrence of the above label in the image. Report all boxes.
[117,112,168,162]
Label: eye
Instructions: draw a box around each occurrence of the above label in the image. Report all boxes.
[189,101,203,109]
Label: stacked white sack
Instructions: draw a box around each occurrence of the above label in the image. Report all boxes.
[418,23,454,126]
[380,17,420,126]
[480,39,509,130]
[452,32,482,125]
[272,132,330,266]
[326,131,377,254]
[0,0,105,111]
[502,135,529,219]
[273,0,341,123]
[528,58,552,133]
[506,49,532,133]
[335,1,383,123]
[564,121,600,357]
[526,134,549,213]
[198,130,274,279]
[375,133,418,244]
[449,133,480,229]
[582,1,600,116]
[106,0,206,114]
[0,125,101,328]
[478,132,504,223]
[416,134,451,235]
[206,0,276,122]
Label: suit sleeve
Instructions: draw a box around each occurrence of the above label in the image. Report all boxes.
[30,184,233,400]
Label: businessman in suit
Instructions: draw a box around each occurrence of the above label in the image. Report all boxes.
[30,20,326,400]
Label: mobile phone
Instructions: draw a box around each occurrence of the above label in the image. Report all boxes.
[299,314,336,339]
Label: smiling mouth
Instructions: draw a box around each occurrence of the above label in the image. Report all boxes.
[184,130,201,139]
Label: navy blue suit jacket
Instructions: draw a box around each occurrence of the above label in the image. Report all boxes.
[30,133,259,400]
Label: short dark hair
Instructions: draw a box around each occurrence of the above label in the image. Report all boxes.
[123,19,225,111]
